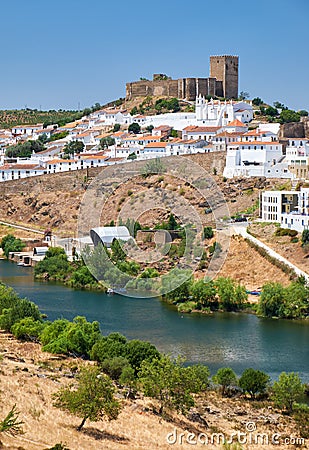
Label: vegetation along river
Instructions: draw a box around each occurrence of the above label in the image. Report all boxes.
[0,260,308,381]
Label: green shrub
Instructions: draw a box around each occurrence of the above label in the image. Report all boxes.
[0,234,25,258]
[275,227,297,237]
[239,368,270,398]
[0,298,42,332]
[11,317,45,341]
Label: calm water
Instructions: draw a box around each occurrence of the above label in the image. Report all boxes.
[0,260,308,381]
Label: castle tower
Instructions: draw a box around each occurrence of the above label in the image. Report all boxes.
[210,55,239,99]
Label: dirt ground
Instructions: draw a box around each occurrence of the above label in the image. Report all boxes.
[248,223,309,276]
[210,234,291,291]
[0,332,306,450]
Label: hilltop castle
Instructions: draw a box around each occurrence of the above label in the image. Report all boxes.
[126,55,239,101]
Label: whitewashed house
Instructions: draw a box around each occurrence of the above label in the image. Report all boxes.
[182,126,221,142]
[223,140,291,178]
[0,163,46,181]
[166,139,205,156]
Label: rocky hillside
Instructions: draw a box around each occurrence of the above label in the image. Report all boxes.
[0,332,306,450]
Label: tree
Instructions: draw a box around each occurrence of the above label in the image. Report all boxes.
[40,316,101,357]
[215,277,247,311]
[124,339,160,374]
[128,122,141,134]
[252,97,263,106]
[301,229,309,246]
[0,234,25,258]
[272,372,304,413]
[299,110,308,117]
[213,367,238,396]
[119,365,137,398]
[0,298,42,332]
[204,226,214,239]
[141,158,166,177]
[239,91,249,100]
[53,366,120,431]
[239,91,250,100]
[11,317,45,341]
[130,106,138,116]
[38,132,48,144]
[146,125,154,133]
[265,106,278,117]
[273,101,287,110]
[63,140,84,157]
[239,368,270,399]
[127,152,137,160]
[138,356,209,415]
[113,124,121,132]
[191,279,217,309]
[110,239,126,262]
[101,356,131,380]
[5,140,45,158]
[100,136,115,149]
[279,109,300,123]
[257,282,285,318]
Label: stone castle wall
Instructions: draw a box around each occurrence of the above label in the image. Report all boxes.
[210,55,239,99]
[125,55,239,101]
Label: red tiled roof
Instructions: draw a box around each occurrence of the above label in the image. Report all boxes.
[183,126,220,132]
[226,119,247,127]
[144,142,167,148]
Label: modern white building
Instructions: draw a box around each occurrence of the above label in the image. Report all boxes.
[261,187,309,232]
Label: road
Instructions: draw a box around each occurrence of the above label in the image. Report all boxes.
[0,220,45,235]
[231,223,309,283]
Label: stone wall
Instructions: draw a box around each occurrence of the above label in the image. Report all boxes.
[126,79,179,99]
[279,122,305,139]
[210,55,238,98]
[126,55,239,101]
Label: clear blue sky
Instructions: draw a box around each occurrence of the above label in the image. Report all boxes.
[1,0,308,111]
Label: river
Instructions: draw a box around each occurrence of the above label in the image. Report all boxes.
[0,260,308,381]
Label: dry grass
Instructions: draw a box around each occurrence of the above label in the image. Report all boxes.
[0,332,306,450]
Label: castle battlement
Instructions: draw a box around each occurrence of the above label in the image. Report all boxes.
[126,55,239,102]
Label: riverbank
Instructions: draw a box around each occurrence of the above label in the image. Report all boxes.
[1,259,308,381]
[0,331,307,450]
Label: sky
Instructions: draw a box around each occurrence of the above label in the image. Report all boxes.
[0,0,308,111]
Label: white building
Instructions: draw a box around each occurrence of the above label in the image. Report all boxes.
[195,97,253,126]
[261,188,309,232]
[182,126,220,142]
[223,140,291,179]
[0,163,46,181]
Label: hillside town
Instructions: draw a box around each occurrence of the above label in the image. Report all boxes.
[0,87,309,235]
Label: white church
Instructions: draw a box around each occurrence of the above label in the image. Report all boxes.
[195,95,253,126]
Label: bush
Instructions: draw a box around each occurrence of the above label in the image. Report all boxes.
[239,368,270,398]
[213,367,238,396]
[272,372,305,413]
[203,226,214,239]
[101,356,131,380]
[40,316,101,357]
[0,235,25,258]
[275,227,297,237]
[0,298,42,332]
[11,317,45,341]
[301,229,309,246]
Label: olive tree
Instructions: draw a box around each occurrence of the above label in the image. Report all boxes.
[53,366,120,431]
